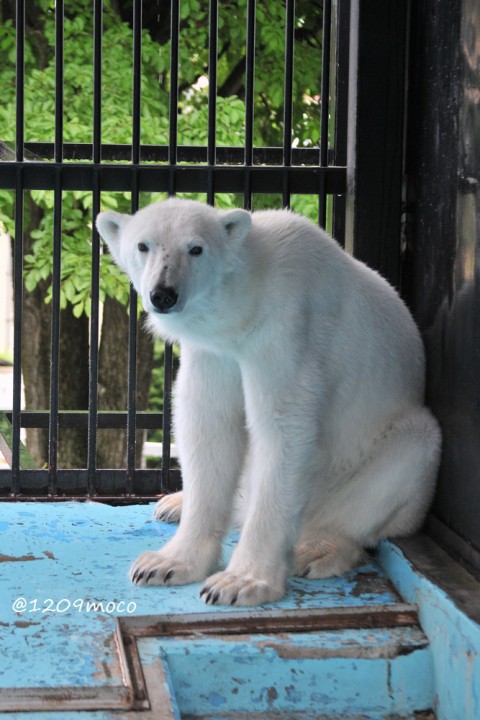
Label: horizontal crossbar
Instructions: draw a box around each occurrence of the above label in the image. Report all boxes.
[0,162,346,194]
[3,411,163,430]
[0,468,181,494]
[2,141,337,166]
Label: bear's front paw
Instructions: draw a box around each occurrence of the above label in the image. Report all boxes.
[130,548,198,586]
[153,492,183,523]
[200,570,285,607]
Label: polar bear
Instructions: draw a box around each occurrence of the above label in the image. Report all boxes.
[96,198,441,606]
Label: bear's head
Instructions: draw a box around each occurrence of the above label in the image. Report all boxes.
[96,199,252,326]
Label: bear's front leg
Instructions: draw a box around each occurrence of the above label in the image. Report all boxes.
[131,349,247,587]
[200,361,321,605]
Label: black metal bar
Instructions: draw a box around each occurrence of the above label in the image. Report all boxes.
[0,494,177,504]
[168,0,180,174]
[47,0,65,494]
[244,0,256,209]
[282,0,295,207]
[0,163,346,195]
[132,0,142,165]
[15,0,25,162]
[126,285,138,494]
[93,0,103,164]
[18,141,337,165]
[319,0,332,228]
[87,0,103,493]
[0,468,182,495]
[126,176,139,494]
[11,0,26,494]
[54,0,64,163]
[48,176,62,495]
[320,0,332,168]
[5,411,164,430]
[332,0,350,246]
[88,173,101,494]
[158,0,180,489]
[11,171,23,495]
[207,0,218,204]
[125,0,143,494]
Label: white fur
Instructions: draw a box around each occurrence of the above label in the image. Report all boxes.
[96,199,441,606]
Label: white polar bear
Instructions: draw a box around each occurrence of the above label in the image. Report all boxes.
[96,198,441,606]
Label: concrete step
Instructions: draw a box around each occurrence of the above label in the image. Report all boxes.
[136,618,433,719]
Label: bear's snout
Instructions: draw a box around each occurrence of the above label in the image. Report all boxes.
[150,286,179,313]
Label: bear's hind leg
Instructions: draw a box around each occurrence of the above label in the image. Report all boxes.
[295,406,441,579]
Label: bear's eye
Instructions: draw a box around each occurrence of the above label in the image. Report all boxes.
[189,246,203,256]
[138,242,149,253]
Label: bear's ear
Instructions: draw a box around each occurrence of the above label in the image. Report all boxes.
[96,211,130,267]
[96,210,129,246]
[221,209,252,246]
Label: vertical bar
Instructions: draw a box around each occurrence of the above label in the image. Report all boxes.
[88,0,103,493]
[332,0,350,245]
[282,0,295,208]
[48,183,62,494]
[126,283,138,494]
[319,0,332,228]
[54,0,64,164]
[126,0,143,495]
[161,0,180,491]
[89,178,101,494]
[168,0,180,176]
[11,0,25,493]
[207,0,218,205]
[244,0,256,209]
[11,179,23,495]
[132,0,142,165]
[15,0,25,162]
[48,0,65,494]
[92,0,103,165]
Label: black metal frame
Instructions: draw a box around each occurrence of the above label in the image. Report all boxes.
[1,0,350,499]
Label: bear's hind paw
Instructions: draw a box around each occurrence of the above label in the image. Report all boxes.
[153,492,183,523]
[294,535,365,579]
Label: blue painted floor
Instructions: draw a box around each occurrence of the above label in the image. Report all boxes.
[0,501,433,719]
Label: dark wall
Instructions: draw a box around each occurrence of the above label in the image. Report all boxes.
[404,0,480,573]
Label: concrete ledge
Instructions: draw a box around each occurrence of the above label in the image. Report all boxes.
[377,537,480,720]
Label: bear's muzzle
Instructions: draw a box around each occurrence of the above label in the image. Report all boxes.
[150,286,179,313]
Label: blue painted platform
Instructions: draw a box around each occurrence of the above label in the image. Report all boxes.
[0,501,474,718]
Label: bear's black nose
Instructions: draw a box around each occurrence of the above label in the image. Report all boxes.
[150,286,178,313]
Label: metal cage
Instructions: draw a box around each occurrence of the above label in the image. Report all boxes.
[0,0,351,499]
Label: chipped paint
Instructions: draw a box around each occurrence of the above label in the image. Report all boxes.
[0,501,439,718]
[137,629,432,717]
[0,553,44,562]
[378,540,480,720]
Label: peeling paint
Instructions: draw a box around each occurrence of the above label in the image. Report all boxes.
[13,620,41,629]
[0,502,437,718]
[0,553,43,562]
